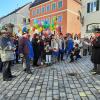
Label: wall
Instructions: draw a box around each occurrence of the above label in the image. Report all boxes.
[30,0,67,34]
[0,3,31,34]
[30,0,81,36]
[67,0,81,35]
[0,13,16,26]
[81,0,100,38]
[17,4,30,25]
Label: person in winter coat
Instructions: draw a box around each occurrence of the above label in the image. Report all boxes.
[14,36,19,63]
[51,35,59,63]
[19,32,34,74]
[32,34,40,66]
[39,36,45,65]
[82,38,89,56]
[70,44,81,63]
[0,29,16,81]
[91,35,100,73]
[74,35,80,46]
[58,33,66,61]
[45,41,52,65]
[66,35,74,58]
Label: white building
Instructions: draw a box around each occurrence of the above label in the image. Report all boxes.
[81,0,100,38]
[0,2,31,34]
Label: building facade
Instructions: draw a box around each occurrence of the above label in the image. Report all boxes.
[0,3,31,34]
[30,0,81,36]
[81,0,100,38]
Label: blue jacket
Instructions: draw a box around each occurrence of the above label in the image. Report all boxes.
[26,40,34,59]
[66,38,74,53]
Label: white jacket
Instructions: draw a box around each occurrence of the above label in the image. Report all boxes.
[51,39,59,51]
[58,38,66,50]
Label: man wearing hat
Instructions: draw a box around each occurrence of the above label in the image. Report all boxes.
[19,28,33,74]
[0,29,16,81]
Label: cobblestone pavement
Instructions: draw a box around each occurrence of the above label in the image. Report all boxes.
[0,56,100,100]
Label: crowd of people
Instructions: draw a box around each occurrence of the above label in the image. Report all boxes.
[0,28,100,81]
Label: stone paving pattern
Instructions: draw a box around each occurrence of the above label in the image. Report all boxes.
[0,56,100,100]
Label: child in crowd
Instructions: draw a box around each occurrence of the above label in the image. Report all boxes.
[70,44,81,62]
[44,41,52,66]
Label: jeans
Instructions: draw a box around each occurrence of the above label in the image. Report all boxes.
[75,54,81,60]
[70,53,74,62]
[46,55,51,64]
[66,51,70,59]
[2,61,12,79]
[58,50,64,61]
[25,55,31,71]
[0,59,3,72]
[83,49,88,56]
[33,55,39,66]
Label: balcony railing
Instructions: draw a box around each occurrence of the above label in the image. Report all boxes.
[86,23,100,33]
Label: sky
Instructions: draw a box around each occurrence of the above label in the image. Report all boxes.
[0,0,35,17]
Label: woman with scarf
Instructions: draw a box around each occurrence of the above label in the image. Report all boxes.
[32,34,40,66]
[0,29,16,81]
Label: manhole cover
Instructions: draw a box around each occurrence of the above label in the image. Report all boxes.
[67,73,77,76]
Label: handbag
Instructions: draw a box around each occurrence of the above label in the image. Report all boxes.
[1,50,15,62]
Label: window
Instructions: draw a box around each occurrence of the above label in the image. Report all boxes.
[46,4,50,12]
[28,18,30,24]
[51,17,54,23]
[42,7,45,13]
[87,23,100,33]
[37,8,41,14]
[32,10,36,16]
[58,0,63,9]
[52,3,56,10]
[23,18,26,24]
[58,16,62,22]
[51,16,57,23]
[46,17,50,23]
[87,0,99,13]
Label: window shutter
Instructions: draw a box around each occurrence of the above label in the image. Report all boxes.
[96,0,99,11]
[87,3,90,13]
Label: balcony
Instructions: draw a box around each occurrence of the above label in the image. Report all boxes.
[86,23,100,33]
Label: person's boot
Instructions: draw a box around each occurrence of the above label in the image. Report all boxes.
[69,60,74,63]
[0,62,3,73]
[91,66,97,72]
[26,70,32,74]
[3,78,12,81]
[23,68,27,72]
[9,75,16,78]
[95,65,100,74]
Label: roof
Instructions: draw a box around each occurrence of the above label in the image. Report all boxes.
[0,2,31,20]
[30,0,49,8]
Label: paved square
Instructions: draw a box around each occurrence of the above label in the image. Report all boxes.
[0,56,100,100]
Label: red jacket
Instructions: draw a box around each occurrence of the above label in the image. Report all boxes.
[19,37,29,56]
